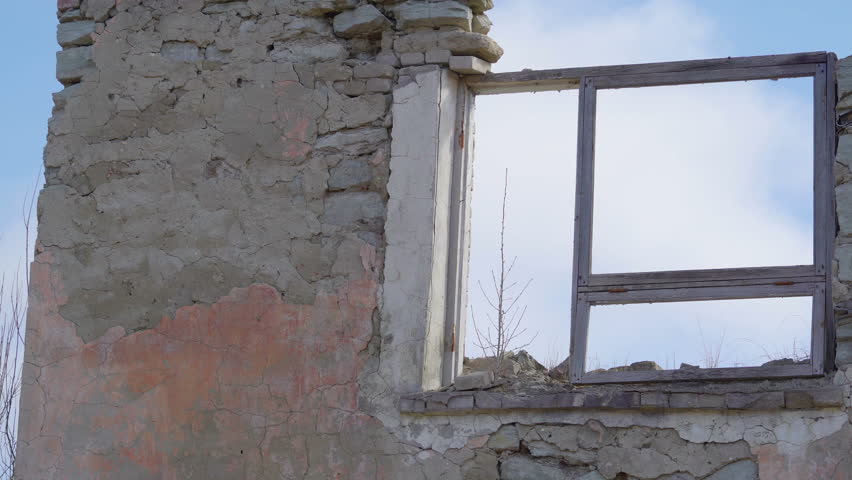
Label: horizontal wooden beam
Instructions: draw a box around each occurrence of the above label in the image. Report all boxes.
[579,275,825,293]
[586,265,817,288]
[466,52,828,95]
[583,282,818,305]
[577,364,816,384]
[592,63,818,90]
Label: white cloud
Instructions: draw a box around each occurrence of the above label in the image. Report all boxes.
[466,0,814,369]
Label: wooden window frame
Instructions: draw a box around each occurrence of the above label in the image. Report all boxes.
[466,52,837,384]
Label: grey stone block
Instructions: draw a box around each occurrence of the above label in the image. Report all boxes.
[161,42,201,62]
[697,394,725,409]
[459,0,494,14]
[400,52,425,66]
[56,46,95,85]
[453,371,493,391]
[641,391,668,408]
[474,391,501,409]
[425,48,451,65]
[447,394,474,410]
[333,4,391,38]
[449,55,491,74]
[328,159,373,190]
[321,192,385,227]
[84,0,115,21]
[365,78,393,93]
[487,424,519,451]
[57,21,96,47]
[395,1,472,31]
[472,14,491,34]
[725,392,785,410]
[354,63,396,79]
[838,341,852,365]
[836,183,852,235]
[838,322,852,341]
[500,455,584,480]
[784,391,815,409]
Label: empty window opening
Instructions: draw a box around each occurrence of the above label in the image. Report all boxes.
[458,52,835,384]
[586,297,812,372]
[465,91,578,368]
[593,78,814,274]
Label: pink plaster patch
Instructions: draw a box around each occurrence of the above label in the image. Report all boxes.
[17,246,388,479]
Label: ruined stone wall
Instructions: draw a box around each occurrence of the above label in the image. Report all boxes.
[15,0,852,478]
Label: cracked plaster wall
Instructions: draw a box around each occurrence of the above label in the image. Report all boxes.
[15,0,852,478]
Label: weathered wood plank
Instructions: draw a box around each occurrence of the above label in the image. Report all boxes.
[441,82,474,386]
[467,52,827,95]
[577,364,816,385]
[569,78,596,383]
[814,63,830,277]
[569,295,590,383]
[811,283,826,375]
[585,282,818,305]
[587,265,816,287]
[579,275,824,293]
[825,53,838,373]
[592,64,817,90]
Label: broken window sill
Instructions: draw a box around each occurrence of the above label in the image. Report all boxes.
[399,381,845,414]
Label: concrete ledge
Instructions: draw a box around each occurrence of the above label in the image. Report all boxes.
[400,386,844,414]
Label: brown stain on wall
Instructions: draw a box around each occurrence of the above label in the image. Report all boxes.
[17,246,397,479]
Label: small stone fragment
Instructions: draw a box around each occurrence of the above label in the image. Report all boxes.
[84,0,115,21]
[354,62,396,79]
[454,371,493,391]
[400,52,425,66]
[160,42,201,62]
[333,4,391,38]
[56,46,95,85]
[395,1,473,31]
[328,159,373,190]
[487,424,520,451]
[58,0,81,11]
[57,21,95,47]
[472,14,491,34]
[449,55,491,74]
[365,78,393,93]
[437,31,503,62]
[425,48,452,65]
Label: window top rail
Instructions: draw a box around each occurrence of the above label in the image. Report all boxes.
[466,51,828,95]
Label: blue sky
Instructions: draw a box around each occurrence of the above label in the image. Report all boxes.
[0,1,850,368]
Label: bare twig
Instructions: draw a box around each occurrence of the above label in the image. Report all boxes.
[471,169,537,374]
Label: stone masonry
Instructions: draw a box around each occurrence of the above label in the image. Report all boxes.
[14,0,852,478]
